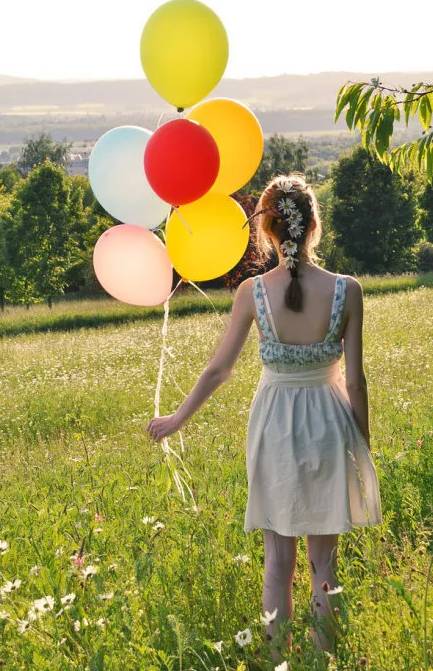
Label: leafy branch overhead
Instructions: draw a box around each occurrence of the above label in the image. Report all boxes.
[335,78,433,182]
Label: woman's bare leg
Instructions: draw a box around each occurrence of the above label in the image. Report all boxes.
[262,529,297,659]
[306,533,339,653]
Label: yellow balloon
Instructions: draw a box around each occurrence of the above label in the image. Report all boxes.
[140,0,229,110]
[166,192,249,281]
[187,98,264,194]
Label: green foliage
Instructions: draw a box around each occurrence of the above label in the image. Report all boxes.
[0,163,22,192]
[335,78,433,183]
[240,134,316,194]
[414,241,433,271]
[17,131,72,176]
[5,159,82,306]
[330,146,423,273]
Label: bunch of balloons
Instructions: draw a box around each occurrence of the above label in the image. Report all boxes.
[90,0,264,306]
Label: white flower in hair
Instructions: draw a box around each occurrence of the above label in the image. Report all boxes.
[277,197,298,217]
[287,219,304,238]
[276,176,297,194]
[280,240,298,269]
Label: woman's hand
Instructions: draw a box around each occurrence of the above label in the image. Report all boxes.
[146,412,183,442]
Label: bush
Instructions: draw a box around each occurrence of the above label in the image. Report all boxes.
[415,240,433,272]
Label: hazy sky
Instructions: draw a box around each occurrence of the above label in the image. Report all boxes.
[2,0,433,81]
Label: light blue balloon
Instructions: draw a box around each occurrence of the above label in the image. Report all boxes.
[88,125,171,229]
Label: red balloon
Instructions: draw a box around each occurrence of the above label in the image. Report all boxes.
[144,118,220,206]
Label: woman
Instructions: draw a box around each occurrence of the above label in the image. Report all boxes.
[146,172,383,658]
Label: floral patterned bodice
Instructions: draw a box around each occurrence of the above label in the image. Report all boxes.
[252,273,347,372]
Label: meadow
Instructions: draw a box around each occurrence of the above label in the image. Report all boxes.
[0,276,432,670]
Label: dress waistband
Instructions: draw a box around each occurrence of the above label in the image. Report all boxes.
[259,360,342,388]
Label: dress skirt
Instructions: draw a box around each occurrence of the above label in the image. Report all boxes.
[244,360,383,536]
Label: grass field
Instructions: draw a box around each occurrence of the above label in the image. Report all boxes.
[0,279,432,670]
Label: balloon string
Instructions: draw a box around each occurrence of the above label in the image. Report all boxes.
[172,205,193,235]
[183,278,226,326]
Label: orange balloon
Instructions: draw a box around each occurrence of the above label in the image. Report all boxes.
[93,224,173,306]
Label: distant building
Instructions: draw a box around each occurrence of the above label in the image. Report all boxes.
[68,152,90,176]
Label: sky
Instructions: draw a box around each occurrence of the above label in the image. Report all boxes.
[2,0,433,81]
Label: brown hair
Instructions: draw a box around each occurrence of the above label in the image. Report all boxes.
[252,172,323,312]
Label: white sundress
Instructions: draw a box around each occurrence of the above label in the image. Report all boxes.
[244,273,383,537]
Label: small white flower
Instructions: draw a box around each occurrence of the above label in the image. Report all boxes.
[288,219,304,238]
[83,617,89,627]
[30,565,41,576]
[0,610,10,620]
[73,619,81,632]
[233,554,250,564]
[61,593,76,606]
[82,565,98,578]
[1,578,22,594]
[96,617,106,628]
[27,606,39,622]
[33,596,54,613]
[152,521,165,531]
[94,527,104,534]
[17,619,30,634]
[327,585,344,595]
[0,540,9,554]
[260,607,278,625]
[275,661,289,671]
[98,592,114,601]
[55,547,64,557]
[108,563,117,572]
[276,176,297,194]
[142,515,156,525]
[234,627,252,647]
[214,640,223,653]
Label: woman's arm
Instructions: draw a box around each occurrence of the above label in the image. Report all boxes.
[342,277,371,449]
[146,278,254,441]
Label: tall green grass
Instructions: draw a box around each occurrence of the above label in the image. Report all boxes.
[0,285,432,669]
[1,271,432,338]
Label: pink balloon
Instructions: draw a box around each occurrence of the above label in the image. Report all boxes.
[93,224,173,306]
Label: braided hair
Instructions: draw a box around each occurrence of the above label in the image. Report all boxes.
[251,172,323,312]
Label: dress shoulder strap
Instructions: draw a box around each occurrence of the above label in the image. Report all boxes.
[324,275,347,342]
[252,275,277,341]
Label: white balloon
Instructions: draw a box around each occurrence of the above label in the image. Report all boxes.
[88,125,171,229]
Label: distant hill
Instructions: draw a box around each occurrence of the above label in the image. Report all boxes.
[1,70,432,112]
[0,71,428,146]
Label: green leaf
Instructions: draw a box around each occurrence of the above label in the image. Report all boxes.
[418,92,433,130]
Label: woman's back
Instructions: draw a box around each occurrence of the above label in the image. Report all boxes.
[256,265,348,346]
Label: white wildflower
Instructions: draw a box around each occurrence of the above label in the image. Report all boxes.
[275,662,288,671]
[214,640,223,653]
[61,593,76,606]
[94,527,104,534]
[27,606,40,622]
[96,617,106,628]
[82,565,98,578]
[260,607,278,625]
[0,610,10,620]
[152,521,165,530]
[17,619,30,633]
[73,619,81,632]
[1,578,22,594]
[0,540,9,554]
[142,515,156,525]
[233,554,250,564]
[234,627,252,647]
[33,596,54,613]
[287,219,304,238]
[98,592,114,601]
[55,547,64,557]
[29,565,41,576]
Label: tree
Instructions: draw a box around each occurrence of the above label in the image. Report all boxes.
[330,145,423,274]
[335,77,433,183]
[0,187,14,311]
[241,134,317,195]
[6,160,81,307]
[17,132,72,176]
[0,164,22,192]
